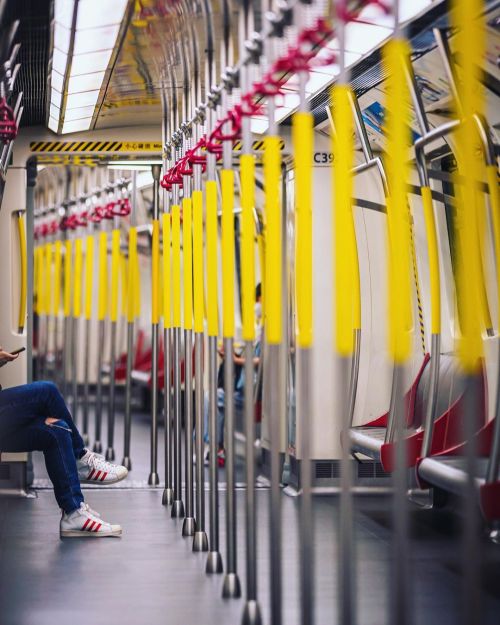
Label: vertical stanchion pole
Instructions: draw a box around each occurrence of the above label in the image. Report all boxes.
[452,3,484,623]
[192,118,209,551]
[162,141,174,506]
[149,164,162,486]
[122,171,137,470]
[82,223,95,446]
[294,3,316,622]
[63,233,73,398]
[332,6,358,621]
[171,162,185,518]
[52,237,63,387]
[205,96,223,573]
[94,217,108,453]
[26,158,37,385]
[239,0,260,620]
[72,228,83,428]
[383,9,413,624]
[106,204,121,461]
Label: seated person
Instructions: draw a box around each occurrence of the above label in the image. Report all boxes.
[0,347,127,538]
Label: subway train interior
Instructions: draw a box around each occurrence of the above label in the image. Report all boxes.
[0,0,499,624]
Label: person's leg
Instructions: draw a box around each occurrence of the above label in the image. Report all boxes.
[0,419,84,514]
[216,387,225,448]
[0,381,85,459]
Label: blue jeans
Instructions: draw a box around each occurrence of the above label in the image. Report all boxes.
[0,381,85,514]
[203,387,245,447]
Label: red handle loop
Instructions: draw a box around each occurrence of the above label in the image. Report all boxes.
[111,197,131,217]
[0,97,18,142]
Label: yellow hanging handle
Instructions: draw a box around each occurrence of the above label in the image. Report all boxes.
[263,136,282,345]
[127,227,138,324]
[240,154,256,343]
[293,112,314,349]
[17,213,27,332]
[206,181,219,337]
[453,0,485,372]
[63,240,72,318]
[221,170,235,338]
[420,187,441,335]
[53,240,62,318]
[73,238,83,318]
[192,190,204,334]
[34,245,40,315]
[183,198,193,331]
[97,231,108,321]
[163,213,172,328]
[383,39,413,364]
[120,251,128,317]
[110,229,121,323]
[84,235,94,320]
[172,204,182,328]
[486,165,500,330]
[152,219,160,325]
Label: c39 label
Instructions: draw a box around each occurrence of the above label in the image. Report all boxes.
[313,152,334,165]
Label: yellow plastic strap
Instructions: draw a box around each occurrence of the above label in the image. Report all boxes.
[17,214,27,331]
[453,0,485,372]
[171,205,181,328]
[192,190,204,333]
[127,227,137,323]
[44,242,52,316]
[34,246,39,315]
[134,242,140,318]
[257,233,265,321]
[63,240,72,317]
[263,136,282,344]
[486,165,500,329]
[221,169,235,338]
[53,240,62,317]
[205,181,219,337]
[240,154,256,342]
[383,39,413,364]
[420,187,441,335]
[162,213,172,328]
[293,112,313,349]
[84,235,94,320]
[120,252,128,317]
[110,229,120,323]
[475,192,493,333]
[151,219,160,324]
[73,238,83,318]
[183,198,193,330]
[97,232,108,320]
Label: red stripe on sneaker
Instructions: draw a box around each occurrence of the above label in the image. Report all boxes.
[82,518,91,530]
[88,469,95,480]
[87,520,96,531]
[95,471,102,480]
[94,523,102,532]
[100,472,107,481]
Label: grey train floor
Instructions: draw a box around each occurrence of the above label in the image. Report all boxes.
[2,403,500,625]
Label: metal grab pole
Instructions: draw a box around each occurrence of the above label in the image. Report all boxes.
[122,170,137,470]
[192,132,208,552]
[171,178,185,519]
[239,0,260,620]
[94,222,109,454]
[149,164,162,486]
[82,228,95,446]
[72,234,84,428]
[106,213,123,461]
[162,143,174,506]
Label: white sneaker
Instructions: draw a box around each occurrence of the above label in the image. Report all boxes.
[60,503,122,538]
[77,450,128,485]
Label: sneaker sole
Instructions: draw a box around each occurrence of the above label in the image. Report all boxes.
[79,472,128,486]
[60,529,122,538]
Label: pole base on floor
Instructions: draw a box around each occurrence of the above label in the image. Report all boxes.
[148,472,160,486]
[105,447,115,461]
[205,551,223,574]
[171,499,185,518]
[222,573,241,599]
[122,456,132,471]
[93,441,102,453]
[162,487,174,506]
[182,516,196,537]
[242,600,263,625]
[192,530,208,552]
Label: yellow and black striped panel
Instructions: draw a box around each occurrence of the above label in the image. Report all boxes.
[232,139,285,151]
[30,140,163,153]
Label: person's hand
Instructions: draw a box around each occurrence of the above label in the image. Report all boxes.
[0,347,19,366]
